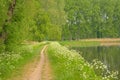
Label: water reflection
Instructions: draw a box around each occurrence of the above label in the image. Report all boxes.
[71,46,120,77]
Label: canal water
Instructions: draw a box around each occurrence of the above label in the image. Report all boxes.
[71,46,120,78]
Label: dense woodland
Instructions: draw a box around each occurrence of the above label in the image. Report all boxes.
[63,0,120,40]
[0,0,120,52]
[0,0,65,52]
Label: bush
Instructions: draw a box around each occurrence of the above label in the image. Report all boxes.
[0,43,43,80]
[91,59,119,80]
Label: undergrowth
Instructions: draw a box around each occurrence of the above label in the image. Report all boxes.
[47,42,118,80]
[60,40,100,47]
[0,42,46,80]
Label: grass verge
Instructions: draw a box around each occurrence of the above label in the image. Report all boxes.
[60,40,100,47]
[0,42,46,80]
[47,42,118,80]
[47,42,102,80]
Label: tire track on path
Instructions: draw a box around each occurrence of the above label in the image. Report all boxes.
[28,45,47,80]
[28,45,53,80]
[10,45,53,80]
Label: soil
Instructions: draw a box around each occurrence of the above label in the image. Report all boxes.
[8,45,53,80]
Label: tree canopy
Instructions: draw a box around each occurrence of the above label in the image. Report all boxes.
[63,0,120,40]
[0,0,120,52]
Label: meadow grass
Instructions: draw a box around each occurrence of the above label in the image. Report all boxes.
[47,42,102,80]
[47,42,118,80]
[60,40,100,47]
[0,42,46,80]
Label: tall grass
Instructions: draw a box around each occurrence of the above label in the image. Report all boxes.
[47,42,118,80]
[60,41,100,47]
[0,42,45,80]
[47,42,102,80]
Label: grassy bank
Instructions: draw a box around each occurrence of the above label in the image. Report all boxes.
[60,40,100,47]
[0,42,46,80]
[60,38,120,47]
[47,42,101,80]
[47,42,118,80]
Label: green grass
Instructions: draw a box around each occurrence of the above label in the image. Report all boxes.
[47,42,118,80]
[47,42,102,80]
[0,42,46,80]
[59,40,100,47]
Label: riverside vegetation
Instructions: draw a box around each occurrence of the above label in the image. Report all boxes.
[0,0,120,80]
[0,42,46,80]
[47,42,118,80]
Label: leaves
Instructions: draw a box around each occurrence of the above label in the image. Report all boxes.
[63,0,120,40]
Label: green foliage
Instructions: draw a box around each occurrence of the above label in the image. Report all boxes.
[91,59,118,80]
[47,42,119,80]
[60,41,100,47]
[0,39,5,53]
[0,0,65,52]
[33,11,62,41]
[63,0,120,40]
[33,0,66,41]
[40,0,66,26]
[0,0,65,78]
[4,0,39,51]
[47,42,102,80]
[0,0,10,33]
[0,43,44,80]
[0,0,11,52]
[0,0,120,79]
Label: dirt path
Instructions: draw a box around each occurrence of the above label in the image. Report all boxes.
[28,45,47,80]
[9,45,53,80]
[28,45,52,80]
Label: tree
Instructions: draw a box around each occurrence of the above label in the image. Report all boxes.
[63,0,120,40]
